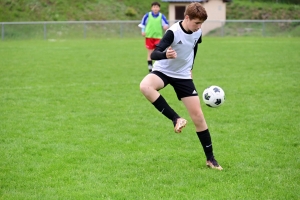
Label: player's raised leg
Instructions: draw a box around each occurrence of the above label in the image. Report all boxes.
[140,73,163,102]
[140,74,186,132]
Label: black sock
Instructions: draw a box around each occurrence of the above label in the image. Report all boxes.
[196,129,213,160]
[152,95,179,124]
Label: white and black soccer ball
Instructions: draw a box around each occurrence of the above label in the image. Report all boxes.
[202,85,225,108]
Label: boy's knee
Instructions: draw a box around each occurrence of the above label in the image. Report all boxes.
[139,82,149,94]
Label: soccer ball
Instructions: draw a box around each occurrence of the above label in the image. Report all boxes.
[202,85,225,108]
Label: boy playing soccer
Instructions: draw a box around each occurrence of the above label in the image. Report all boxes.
[139,2,223,170]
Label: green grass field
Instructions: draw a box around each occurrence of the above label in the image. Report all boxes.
[0,37,299,199]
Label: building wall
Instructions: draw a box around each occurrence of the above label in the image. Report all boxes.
[167,0,226,35]
[202,0,226,35]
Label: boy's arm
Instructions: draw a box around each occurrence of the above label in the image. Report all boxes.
[150,30,174,60]
[138,13,149,35]
[161,14,169,30]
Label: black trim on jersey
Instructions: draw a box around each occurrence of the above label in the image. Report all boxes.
[179,21,193,35]
[192,36,202,70]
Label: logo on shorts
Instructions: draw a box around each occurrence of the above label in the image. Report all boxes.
[192,90,197,94]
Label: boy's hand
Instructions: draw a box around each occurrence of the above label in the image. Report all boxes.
[166,47,177,59]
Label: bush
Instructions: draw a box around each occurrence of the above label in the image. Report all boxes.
[125,7,137,17]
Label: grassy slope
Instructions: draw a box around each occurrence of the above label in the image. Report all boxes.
[0,0,299,22]
[0,0,169,22]
[226,0,300,20]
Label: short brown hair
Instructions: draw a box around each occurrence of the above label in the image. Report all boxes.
[184,2,207,21]
[151,2,160,7]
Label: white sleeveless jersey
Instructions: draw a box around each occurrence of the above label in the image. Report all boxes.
[152,21,202,79]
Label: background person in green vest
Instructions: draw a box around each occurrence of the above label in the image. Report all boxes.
[138,2,169,72]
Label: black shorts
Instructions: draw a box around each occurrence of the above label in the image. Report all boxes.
[152,71,198,100]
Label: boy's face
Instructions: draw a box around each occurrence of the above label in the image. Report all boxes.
[151,5,160,14]
[186,16,204,32]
